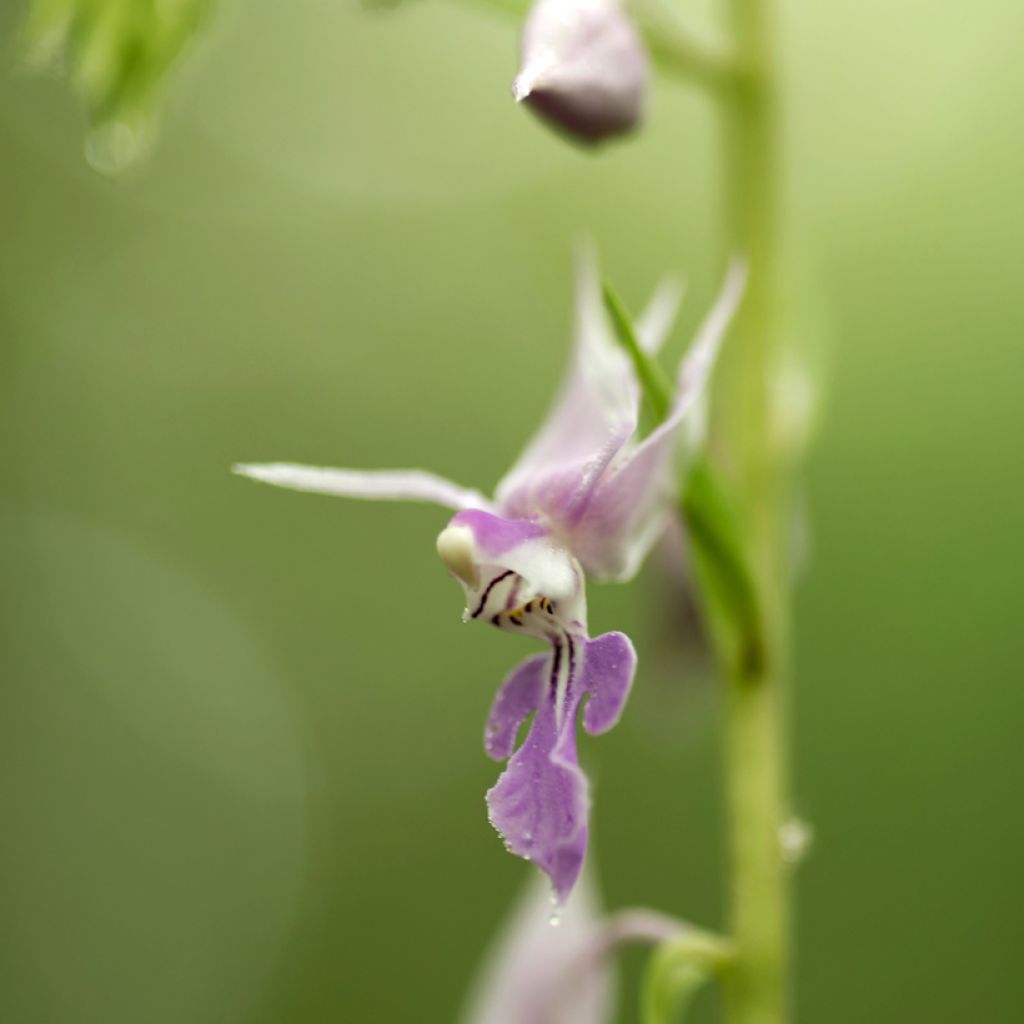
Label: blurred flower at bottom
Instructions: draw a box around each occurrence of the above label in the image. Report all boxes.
[459,872,613,1024]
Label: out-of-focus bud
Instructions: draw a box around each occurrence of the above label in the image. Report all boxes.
[459,873,613,1024]
[513,0,649,144]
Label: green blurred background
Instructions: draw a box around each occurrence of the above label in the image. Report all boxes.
[1,0,1021,1021]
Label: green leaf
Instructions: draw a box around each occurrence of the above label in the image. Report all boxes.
[682,455,764,675]
[641,930,734,1024]
[602,280,674,428]
[21,0,213,172]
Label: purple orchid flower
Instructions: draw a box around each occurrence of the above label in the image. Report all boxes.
[235,254,745,904]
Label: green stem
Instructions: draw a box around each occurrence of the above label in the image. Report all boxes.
[716,2,790,1023]
[631,0,745,94]
[722,650,788,1024]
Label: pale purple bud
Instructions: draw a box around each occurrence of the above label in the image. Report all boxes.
[513,0,649,144]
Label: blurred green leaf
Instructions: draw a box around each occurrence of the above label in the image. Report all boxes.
[21,0,212,172]
[682,455,764,675]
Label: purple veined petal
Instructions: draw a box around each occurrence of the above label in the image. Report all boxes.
[232,463,494,512]
[486,630,636,904]
[487,638,591,904]
[497,427,637,533]
[494,247,638,518]
[563,259,748,581]
[500,273,681,524]
[485,654,547,761]
[451,509,549,558]
[495,252,689,532]
[459,871,613,1024]
[581,632,637,736]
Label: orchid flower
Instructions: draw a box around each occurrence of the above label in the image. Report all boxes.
[235,255,745,904]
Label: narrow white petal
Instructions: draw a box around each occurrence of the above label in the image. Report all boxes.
[495,245,639,511]
[232,463,492,512]
[675,256,748,408]
[636,276,686,355]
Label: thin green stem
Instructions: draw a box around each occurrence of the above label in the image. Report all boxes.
[631,0,745,94]
[722,650,788,1024]
[715,2,791,1023]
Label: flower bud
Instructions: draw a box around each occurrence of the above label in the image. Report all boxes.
[513,0,649,144]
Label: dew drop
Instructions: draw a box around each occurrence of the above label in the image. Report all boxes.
[548,890,564,926]
[85,119,150,176]
[779,817,814,865]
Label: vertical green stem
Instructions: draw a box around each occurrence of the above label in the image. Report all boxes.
[722,651,788,1024]
[718,2,790,1023]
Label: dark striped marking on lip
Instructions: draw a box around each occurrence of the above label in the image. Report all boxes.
[471,570,515,619]
[549,638,563,694]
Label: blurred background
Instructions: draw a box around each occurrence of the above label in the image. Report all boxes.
[1,0,1021,1021]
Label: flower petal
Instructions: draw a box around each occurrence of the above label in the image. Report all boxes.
[450,509,549,558]
[581,632,636,736]
[487,642,590,903]
[486,631,636,903]
[485,654,547,761]
[496,256,688,540]
[495,248,638,519]
[636,276,685,356]
[232,463,492,512]
[563,259,747,581]
[441,511,589,633]
[672,257,749,419]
